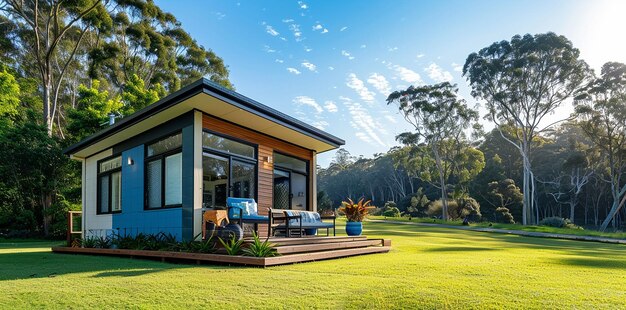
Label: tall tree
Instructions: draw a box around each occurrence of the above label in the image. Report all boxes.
[463,32,590,224]
[574,62,626,231]
[387,82,478,220]
[0,0,110,135]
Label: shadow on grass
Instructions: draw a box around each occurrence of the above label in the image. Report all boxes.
[559,257,626,269]
[0,242,236,281]
[425,246,498,252]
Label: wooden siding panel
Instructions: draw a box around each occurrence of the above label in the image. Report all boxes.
[203,114,315,236]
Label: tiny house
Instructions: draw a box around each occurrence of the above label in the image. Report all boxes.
[64,79,344,241]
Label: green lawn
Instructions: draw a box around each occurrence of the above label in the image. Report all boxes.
[2,222,626,309]
[369,216,626,239]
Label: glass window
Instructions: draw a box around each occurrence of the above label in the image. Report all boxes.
[202,132,255,158]
[147,133,182,157]
[146,159,162,209]
[165,153,182,205]
[145,133,183,210]
[97,156,122,214]
[274,153,307,173]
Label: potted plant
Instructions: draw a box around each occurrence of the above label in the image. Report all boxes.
[339,198,375,236]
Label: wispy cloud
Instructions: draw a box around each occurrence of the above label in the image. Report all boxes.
[340,26,348,31]
[313,24,322,30]
[328,66,335,71]
[265,25,279,36]
[388,46,399,52]
[416,53,425,58]
[367,73,391,95]
[311,120,329,130]
[288,23,303,41]
[293,95,323,113]
[451,62,463,72]
[346,73,375,103]
[213,12,226,20]
[275,59,284,63]
[282,18,294,23]
[393,65,423,84]
[341,50,355,60]
[340,96,387,146]
[298,1,308,9]
[304,46,312,52]
[324,100,338,113]
[287,68,301,75]
[321,28,328,34]
[301,61,317,72]
[263,45,277,53]
[360,44,367,49]
[425,63,453,82]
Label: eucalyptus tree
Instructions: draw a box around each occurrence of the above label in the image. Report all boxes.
[0,0,110,136]
[463,32,590,224]
[574,62,626,231]
[387,82,478,220]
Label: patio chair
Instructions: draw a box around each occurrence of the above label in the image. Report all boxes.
[226,197,269,237]
[271,210,336,237]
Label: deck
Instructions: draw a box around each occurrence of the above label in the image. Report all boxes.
[52,236,391,267]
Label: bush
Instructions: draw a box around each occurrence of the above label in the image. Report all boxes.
[539,217,583,230]
[427,197,481,221]
[495,207,515,224]
[382,201,401,217]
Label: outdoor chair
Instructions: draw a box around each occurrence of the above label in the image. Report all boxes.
[226,197,269,237]
[270,209,336,237]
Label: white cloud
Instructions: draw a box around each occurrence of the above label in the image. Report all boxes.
[263,45,276,53]
[304,46,312,52]
[311,120,329,130]
[301,61,316,71]
[289,23,303,41]
[367,73,391,95]
[282,19,294,23]
[416,53,425,58]
[293,96,323,114]
[324,100,338,112]
[298,1,308,9]
[328,66,335,71]
[393,65,423,84]
[346,73,375,103]
[266,25,279,36]
[313,24,323,30]
[340,26,348,31]
[340,97,387,147]
[452,62,463,72]
[341,50,355,60]
[360,44,367,49]
[321,28,328,34]
[287,68,301,75]
[425,63,453,82]
[275,59,284,63]
[388,46,398,52]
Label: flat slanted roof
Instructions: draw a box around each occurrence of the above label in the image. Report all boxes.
[64,78,345,158]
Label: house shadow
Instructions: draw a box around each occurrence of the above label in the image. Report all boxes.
[0,245,239,281]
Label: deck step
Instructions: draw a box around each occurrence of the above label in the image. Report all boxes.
[274,239,384,254]
[262,246,391,266]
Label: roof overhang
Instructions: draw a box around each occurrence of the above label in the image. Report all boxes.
[64,78,345,159]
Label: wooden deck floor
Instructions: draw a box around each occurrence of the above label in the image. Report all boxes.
[52,236,391,267]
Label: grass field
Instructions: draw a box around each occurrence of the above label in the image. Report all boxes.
[1,221,626,309]
[368,216,626,239]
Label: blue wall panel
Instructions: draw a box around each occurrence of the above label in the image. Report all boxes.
[112,145,183,240]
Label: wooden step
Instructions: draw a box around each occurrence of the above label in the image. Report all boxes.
[244,236,368,247]
[262,246,391,266]
[274,239,384,255]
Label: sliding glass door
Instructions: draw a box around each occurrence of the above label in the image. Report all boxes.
[272,153,309,210]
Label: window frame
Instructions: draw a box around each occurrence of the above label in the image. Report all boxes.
[272,151,310,211]
[96,155,123,215]
[201,129,259,204]
[144,132,184,210]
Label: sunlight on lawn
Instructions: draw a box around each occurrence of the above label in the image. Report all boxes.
[1,222,626,309]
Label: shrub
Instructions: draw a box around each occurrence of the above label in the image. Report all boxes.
[427,197,481,221]
[539,217,583,230]
[219,236,244,255]
[81,236,98,248]
[242,233,279,257]
[382,202,401,217]
[338,198,375,222]
[495,207,515,224]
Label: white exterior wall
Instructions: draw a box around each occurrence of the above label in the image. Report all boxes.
[83,149,113,237]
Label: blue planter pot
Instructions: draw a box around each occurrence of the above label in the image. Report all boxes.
[345,221,363,236]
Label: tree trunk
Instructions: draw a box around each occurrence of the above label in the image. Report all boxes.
[43,76,53,136]
[600,185,626,231]
[433,146,448,220]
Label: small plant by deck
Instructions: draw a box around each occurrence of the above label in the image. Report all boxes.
[80,232,217,253]
[218,235,244,255]
[242,233,278,257]
[339,198,375,222]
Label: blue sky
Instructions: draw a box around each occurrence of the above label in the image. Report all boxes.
[155,0,626,167]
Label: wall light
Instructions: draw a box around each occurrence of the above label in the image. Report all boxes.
[127,157,134,166]
[264,155,273,164]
